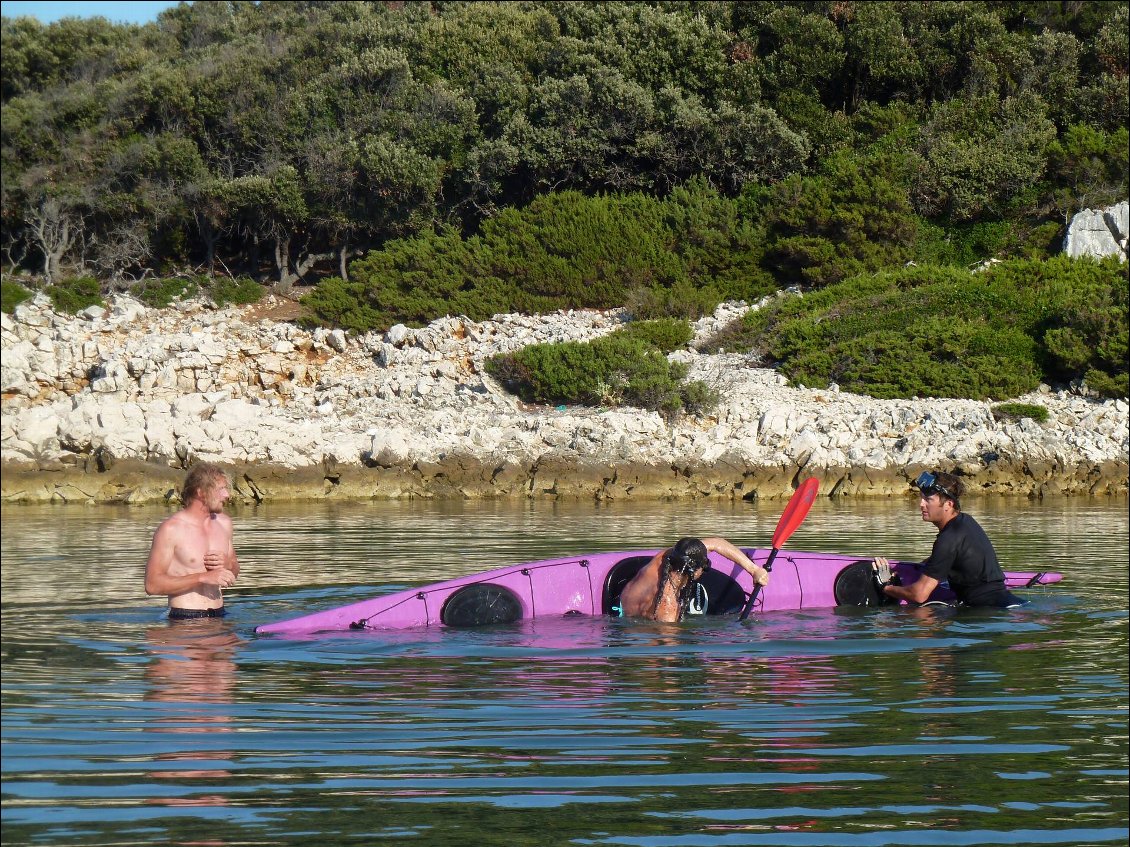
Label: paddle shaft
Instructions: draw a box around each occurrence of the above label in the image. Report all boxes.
[737,547,780,621]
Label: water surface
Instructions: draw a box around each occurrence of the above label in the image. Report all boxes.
[2,496,1127,846]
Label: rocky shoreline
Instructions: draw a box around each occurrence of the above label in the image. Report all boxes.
[2,293,1127,505]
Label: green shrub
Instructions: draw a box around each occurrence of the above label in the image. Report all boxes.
[1044,124,1130,221]
[913,219,1018,267]
[763,148,917,287]
[680,379,721,416]
[1018,221,1065,260]
[624,280,721,321]
[915,93,1056,222]
[482,191,685,308]
[1035,256,1129,398]
[614,318,694,353]
[489,341,589,405]
[337,226,509,329]
[992,402,1049,423]
[306,184,779,331]
[48,276,103,314]
[485,332,714,417]
[1,279,33,313]
[208,276,263,307]
[132,276,198,308]
[712,257,1127,400]
[301,276,385,333]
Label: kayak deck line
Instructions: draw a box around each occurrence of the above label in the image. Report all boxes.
[256,549,1064,636]
[345,557,597,630]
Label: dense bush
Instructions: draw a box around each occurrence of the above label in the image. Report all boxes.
[612,318,694,353]
[1043,124,1129,220]
[3,2,1126,409]
[1027,258,1129,397]
[8,2,1122,294]
[300,276,385,334]
[131,276,199,308]
[992,403,1050,424]
[763,148,918,287]
[304,184,778,331]
[208,276,264,307]
[47,276,103,314]
[486,331,717,417]
[704,257,1127,400]
[1,278,32,312]
[132,274,262,310]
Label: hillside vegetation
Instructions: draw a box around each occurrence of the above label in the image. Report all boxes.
[2,1,1127,408]
[702,255,1128,400]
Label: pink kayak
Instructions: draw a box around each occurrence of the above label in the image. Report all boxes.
[255,549,1063,635]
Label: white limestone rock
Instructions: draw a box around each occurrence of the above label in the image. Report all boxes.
[1064,201,1129,261]
[368,426,416,468]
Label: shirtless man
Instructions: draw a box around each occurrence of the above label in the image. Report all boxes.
[619,537,770,622]
[145,462,239,619]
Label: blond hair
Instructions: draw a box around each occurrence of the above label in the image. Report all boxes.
[181,462,228,506]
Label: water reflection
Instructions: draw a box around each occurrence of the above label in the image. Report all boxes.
[144,617,241,807]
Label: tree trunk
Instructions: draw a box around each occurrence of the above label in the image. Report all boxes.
[338,243,362,281]
[274,237,334,293]
[194,211,221,276]
[275,235,295,294]
[46,216,68,282]
[25,198,78,284]
[295,249,334,280]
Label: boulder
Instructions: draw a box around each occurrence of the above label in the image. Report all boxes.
[368,426,416,468]
[1064,200,1129,261]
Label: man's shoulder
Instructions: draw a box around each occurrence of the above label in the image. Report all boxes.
[951,512,985,534]
[942,512,975,531]
[156,510,195,534]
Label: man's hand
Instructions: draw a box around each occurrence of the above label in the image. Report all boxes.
[872,560,899,600]
[753,566,770,587]
[873,557,893,591]
[200,568,237,588]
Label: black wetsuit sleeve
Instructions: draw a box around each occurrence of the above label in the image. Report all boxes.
[921,525,960,584]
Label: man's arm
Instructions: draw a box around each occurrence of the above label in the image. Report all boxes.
[225,539,240,578]
[873,557,938,604]
[217,514,239,578]
[883,573,939,604]
[702,537,769,586]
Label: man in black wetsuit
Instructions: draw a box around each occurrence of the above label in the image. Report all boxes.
[873,470,1023,608]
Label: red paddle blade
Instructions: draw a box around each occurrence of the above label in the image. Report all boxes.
[771,477,819,549]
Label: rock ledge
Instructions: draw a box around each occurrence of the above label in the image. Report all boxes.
[3,294,1127,504]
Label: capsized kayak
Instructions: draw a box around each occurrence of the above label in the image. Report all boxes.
[255,549,1063,635]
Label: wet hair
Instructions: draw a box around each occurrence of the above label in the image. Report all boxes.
[181,462,228,506]
[652,538,710,619]
[667,538,709,575]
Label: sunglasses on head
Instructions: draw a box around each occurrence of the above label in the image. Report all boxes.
[914,471,955,501]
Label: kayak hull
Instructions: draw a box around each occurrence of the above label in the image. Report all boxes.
[255,549,1063,635]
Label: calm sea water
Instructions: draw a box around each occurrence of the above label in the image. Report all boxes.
[2,495,1127,847]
